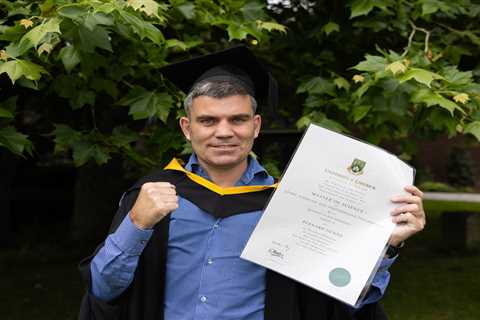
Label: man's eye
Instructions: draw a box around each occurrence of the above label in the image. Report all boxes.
[232,118,247,124]
[199,118,214,125]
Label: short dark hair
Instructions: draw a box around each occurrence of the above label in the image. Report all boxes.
[183,80,258,115]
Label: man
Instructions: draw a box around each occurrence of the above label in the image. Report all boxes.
[79,46,426,320]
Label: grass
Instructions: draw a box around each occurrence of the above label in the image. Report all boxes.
[0,249,84,320]
[382,199,480,319]
[383,254,480,320]
[1,200,479,319]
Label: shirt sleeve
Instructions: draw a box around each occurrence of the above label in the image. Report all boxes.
[90,212,153,301]
[351,255,396,310]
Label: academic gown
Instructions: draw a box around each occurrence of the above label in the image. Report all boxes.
[78,166,388,320]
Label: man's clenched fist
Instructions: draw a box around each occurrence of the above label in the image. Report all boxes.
[130,182,178,230]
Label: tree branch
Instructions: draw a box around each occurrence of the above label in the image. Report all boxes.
[402,20,431,57]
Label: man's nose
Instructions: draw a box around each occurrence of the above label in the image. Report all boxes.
[214,120,234,138]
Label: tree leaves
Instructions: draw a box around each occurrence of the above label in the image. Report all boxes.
[297,77,336,97]
[352,105,371,123]
[176,2,195,20]
[453,93,469,104]
[0,126,33,156]
[6,18,61,57]
[127,0,168,22]
[412,89,462,115]
[58,45,81,72]
[118,10,164,45]
[0,108,14,118]
[385,61,407,75]
[350,0,375,18]
[352,55,388,72]
[322,22,340,35]
[256,21,287,33]
[241,1,265,21]
[442,66,472,85]
[118,87,174,122]
[0,0,282,164]
[0,96,16,119]
[333,76,350,91]
[349,0,392,18]
[78,25,112,52]
[110,126,139,147]
[57,4,89,21]
[71,90,96,109]
[73,141,111,166]
[52,124,130,166]
[227,23,249,41]
[398,68,443,88]
[464,121,480,141]
[52,124,81,154]
[0,59,48,84]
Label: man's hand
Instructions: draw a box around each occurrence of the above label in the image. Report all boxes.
[130,182,178,230]
[389,185,426,247]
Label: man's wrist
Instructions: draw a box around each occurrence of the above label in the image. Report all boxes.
[129,210,153,230]
[385,241,404,258]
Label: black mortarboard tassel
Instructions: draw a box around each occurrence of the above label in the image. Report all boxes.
[160,45,278,113]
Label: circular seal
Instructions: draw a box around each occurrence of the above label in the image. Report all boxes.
[329,268,351,287]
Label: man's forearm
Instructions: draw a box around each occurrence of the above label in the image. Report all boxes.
[90,213,153,301]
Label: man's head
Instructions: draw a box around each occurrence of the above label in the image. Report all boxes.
[179,79,261,171]
[183,79,258,116]
[161,46,277,172]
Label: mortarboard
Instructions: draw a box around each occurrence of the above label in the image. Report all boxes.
[160,45,278,112]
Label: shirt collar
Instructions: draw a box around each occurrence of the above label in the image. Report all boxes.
[184,153,268,185]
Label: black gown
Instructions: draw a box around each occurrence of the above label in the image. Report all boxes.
[79,167,388,320]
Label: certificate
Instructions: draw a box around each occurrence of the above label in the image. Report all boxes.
[241,124,414,306]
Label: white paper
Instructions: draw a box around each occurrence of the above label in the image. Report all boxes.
[241,124,414,306]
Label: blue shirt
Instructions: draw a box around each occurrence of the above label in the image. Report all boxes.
[90,154,395,319]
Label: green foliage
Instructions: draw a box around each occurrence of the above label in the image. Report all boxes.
[117,86,174,122]
[269,0,480,159]
[0,0,282,168]
[417,181,456,192]
[3,0,480,171]
[0,96,33,156]
[0,125,33,156]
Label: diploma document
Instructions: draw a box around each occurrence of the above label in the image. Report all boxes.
[241,124,414,306]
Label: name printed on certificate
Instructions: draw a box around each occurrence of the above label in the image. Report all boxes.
[241,124,414,306]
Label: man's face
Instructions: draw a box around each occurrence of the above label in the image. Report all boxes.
[179,94,261,171]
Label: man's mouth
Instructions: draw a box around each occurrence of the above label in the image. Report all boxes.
[210,144,238,149]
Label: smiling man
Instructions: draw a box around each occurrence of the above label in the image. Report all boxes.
[179,91,261,186]
[79,46,426,320]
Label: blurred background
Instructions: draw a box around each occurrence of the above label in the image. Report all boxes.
[1,0,479,319]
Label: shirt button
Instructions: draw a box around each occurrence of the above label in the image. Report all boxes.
[213,223,219,229]
[200,295,207,303]
[207,258,213,265]
[140,240,147,245]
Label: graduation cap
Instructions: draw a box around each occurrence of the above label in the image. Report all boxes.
[160,45,278,113]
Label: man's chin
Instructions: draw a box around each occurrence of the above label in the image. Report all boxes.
[205,155,246,169]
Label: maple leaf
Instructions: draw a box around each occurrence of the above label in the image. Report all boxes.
[20,19,34,29]
[352,74,365,83]
[385,61,407,75]
[37,43,53,55]
[0,50,8,61]
[127,0,163,19]
[256,20,287,33]
[453,93,469,104]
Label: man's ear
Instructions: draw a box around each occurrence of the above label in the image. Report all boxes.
[179,116,191,141]
[253,114,261,138]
